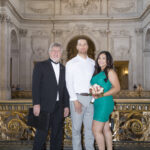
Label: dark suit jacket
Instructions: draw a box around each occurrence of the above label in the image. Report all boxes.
[32,58,69,113]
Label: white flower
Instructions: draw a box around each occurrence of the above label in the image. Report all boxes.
[90,84,104,95]
[89,84,104,103]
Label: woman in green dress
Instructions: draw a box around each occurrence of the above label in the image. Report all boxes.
[91,51,120,150]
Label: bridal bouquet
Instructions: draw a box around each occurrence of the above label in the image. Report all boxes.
[89,84,104,103]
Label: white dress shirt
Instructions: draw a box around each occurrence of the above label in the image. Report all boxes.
[66,55,95,101]
[51,62,60,101]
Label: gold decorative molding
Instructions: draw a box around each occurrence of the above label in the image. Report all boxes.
[112,110,150,141]
[0,99,150,144]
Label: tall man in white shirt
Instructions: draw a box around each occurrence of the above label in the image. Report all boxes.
[66,38,95,150]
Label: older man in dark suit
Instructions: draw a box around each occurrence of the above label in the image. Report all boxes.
[32,42,69,150]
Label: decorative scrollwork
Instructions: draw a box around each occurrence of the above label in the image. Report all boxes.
[64,117,72,139]
[8,119,23,132]
[1,100,150,144]
[0,111,35,140]
[115,111,149,141]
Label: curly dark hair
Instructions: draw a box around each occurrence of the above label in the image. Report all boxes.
[93,51,114,82]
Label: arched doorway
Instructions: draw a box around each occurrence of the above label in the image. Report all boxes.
[67,35,95,61]
[10,30,19,89]
[114,61,129,90]
[144,29,150,90]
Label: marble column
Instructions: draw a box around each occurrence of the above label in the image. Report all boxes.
[143,50,150,90]
[0,14,11,99]
[19,29,28,90]
[135,28,144,87]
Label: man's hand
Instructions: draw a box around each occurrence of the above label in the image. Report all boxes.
[33,104,40,116]
[64,107,69,117]
[74,100,82,114]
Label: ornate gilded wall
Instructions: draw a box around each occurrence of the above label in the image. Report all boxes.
[0,99,150,146]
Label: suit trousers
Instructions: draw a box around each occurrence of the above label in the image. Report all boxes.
[70,95,95,150]
[33,101,63,150]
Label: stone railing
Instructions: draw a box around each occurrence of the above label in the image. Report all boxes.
[11,90,150,99]
[12,91,32,99]
[114,90,150,99]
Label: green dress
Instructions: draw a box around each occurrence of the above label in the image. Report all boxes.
[90,71,114,122]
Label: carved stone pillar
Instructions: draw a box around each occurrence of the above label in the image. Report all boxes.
[0,14,11,99]
[51,28,56,42]
[102,0,108,15]
[134,28,143,88]
[55,0,61,15]
[99,29,109,51]
[19,28,28,90]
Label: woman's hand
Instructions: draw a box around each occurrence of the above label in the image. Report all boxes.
[90,84,104,97]
[92,93,104,99]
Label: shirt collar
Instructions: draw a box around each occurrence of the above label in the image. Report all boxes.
[51,62,60,67]
[77,54,89,62]
[49,58,60,65]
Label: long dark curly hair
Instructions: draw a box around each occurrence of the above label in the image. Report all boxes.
[93,51,114,82]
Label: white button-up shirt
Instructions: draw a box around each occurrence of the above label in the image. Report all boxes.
[66,55,95,101]
[51,62,60,101]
